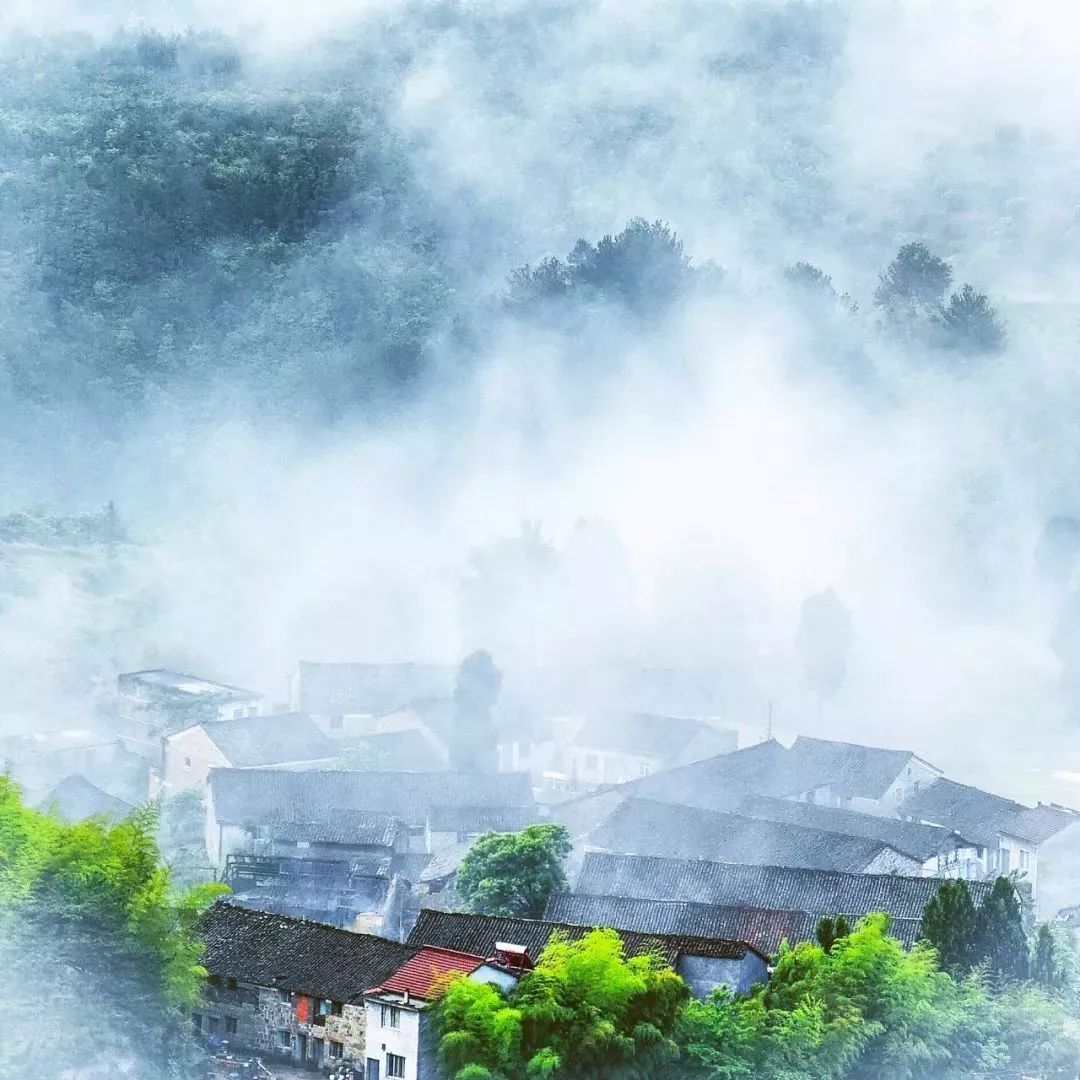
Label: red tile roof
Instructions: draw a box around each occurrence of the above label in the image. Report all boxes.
[368,946,485,1001]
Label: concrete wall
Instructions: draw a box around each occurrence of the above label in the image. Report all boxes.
[1036,823,1080,918]
[163,726,229,795]
[364,999,422,1080]
[864,846,924,876]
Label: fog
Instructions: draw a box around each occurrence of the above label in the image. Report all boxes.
[3,0,1080,810]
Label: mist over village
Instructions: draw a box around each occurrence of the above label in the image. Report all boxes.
[4,1,1080,1078]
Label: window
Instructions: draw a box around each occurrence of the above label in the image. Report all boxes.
[330,1001,343,1016]
[999,848,1012,873]
[207,1016,221,1034]
[329,1042,344,1060]
[296,840,311,850]
[278,1030,292,1048]
[225,1017,238,1035]
[226,978,237,992]
[387,1053,406,1078]
[208,974,221,987]
[1020,849,1031,870]
[232,707,244,719]
[638,761,652,777]
[278,989,292,1003]
[184,756,192,771]
[381,1004,401,1028]
[191,1013,202,1031]
[330,715,344,731]
[246,706,258,717]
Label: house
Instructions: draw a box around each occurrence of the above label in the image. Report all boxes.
[160,712,337,795]
[544,892,924,955]
[205,767,535,866]
[337,729,449,772]
[117,669,263,758]
[37,774,134,822]
[363,946,521,1080]
[289,662,456,738]
[581,797,923,875]
[498,711,738,795]
[736,794,981,877]
[195,900,417,1071]
[572,852,996,925]
[406,908,769,998]
[899,778,1080,914]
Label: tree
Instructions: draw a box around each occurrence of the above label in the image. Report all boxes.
[1031,921,1067,993]
[815,914,851,953]
[451,649,503,772]
[975,876,1029,984]
[920,879,979,975]
[455,824,570,918]
[874,242,953,312]
[437,927,689,1079]
[940,283,1006,353]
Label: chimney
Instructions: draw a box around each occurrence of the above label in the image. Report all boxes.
[403,988,410,1006]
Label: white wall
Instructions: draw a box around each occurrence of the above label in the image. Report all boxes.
[364,998,422,1080]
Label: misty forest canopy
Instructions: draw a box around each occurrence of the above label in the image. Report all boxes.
[0,11,1013,432]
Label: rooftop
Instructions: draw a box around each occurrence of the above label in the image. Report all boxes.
[367,945,486,1001]
[574,852,993,921]
[193,713,333,768]
[588,797,905,874]
[258,809,402,848]
[196,900,416,1002]
[335,729,447,772]
[38,774,133,822]
[208,768,534,829]
[406,908,764,967]
[293,661,456,716]
[544,893,923,954]
[789,736,935,801]
[119,669,259,703]
[571,712,728,759]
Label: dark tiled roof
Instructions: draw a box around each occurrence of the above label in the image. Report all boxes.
[545,893,923,954]
[574,852,993,921]
[589,798,903,874]
[738,795,970,861]
[789,736,930,800]
[261,809,401,847]
[38,774,133,822]
[200,713,332,767]
[899,778,1025,847]
[428,804,541,833]
[119,669,258,703]
[208,768,533,828]
[1007,804,1080,844]
[369,946,485,1000]
[406,908,762,966]
[294,662,456,716]
[196,900,416,1001]
[335,729,447,771]
[572,712,715,758]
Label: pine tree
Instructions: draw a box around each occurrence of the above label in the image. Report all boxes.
[920,879,979,974]
[975,876,1029,983]
[1031,922,1066,992]
[816,914,852,953]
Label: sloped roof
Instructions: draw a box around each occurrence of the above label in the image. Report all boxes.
[199,713,333,767]
[196,900,416,1001]
[368,945,485,1000]
[208,768,533,828]
[1007,803,1080,844]
[119,669,258,703]
[544,893,923,954]
[336,729,447,772]
[428,804,540,833]
[418,842,472,884]
[38,774,133,822]
[572,712,714,759]
[574,852,993,921]
[294,662,456,715]
[899,778,1025,847]
[589,797,903,873]
[738,795,971,861]
[789,736,932,800]
[260,809,400,847]
[406,908,763,966]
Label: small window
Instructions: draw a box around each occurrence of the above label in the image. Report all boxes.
[296,840,311,850]
[207,1016,222,1034]
[381,1004,401,1028]
[330,1001,343,1016]
[232,707,244,719]
[638,761,652,777]
[387,1053,406,1078]
[208,974,222,987]
[329,715,344,730]
[278,1030,292,1048]
[227,978,238,992]
[247,706,258,717]
[1020,849,1031,869]
[278,989,292,1003]
[184,756,192,771]
[191,1013,202,1031]
[225,1017,238,1035]
[329,1042,344,1060]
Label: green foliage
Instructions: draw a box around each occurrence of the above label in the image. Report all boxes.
[452,649,503,772]
[815,914,852,953]
[920,878,979,975]
[437,927,689,1080]
[456,824,571,919]
[0,776,227,1076]
[1031,921,1069,993]
[975,875,1030,984]
[940,283,1007,353]
[874,241,953,313]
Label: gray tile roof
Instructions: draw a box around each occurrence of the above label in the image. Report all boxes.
[588,797,907,874]
[572,712,719,759]
[261,809,401,847]
[294,662,456,716]
[38,774,133,822]
[335,729,447,771]
[737,795,971,861]
[544,893,923,954]
[200,713,333,767]
[196,900,416,1001]
[208,767,533,829]
[574,852,993,921]
[427,804,541,834]
[789,736,930,801]
[406,907,764,965]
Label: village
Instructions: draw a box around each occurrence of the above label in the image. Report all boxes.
[4,654,1080,1079]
